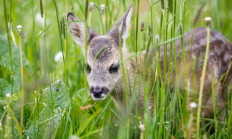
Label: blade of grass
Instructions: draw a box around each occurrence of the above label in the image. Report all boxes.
[80,128,103,139]
[90,100,112,130]
[94,46,106,60]
[196,27,211,138]
[3,0,14,95]
[18,26,24,134]
[35,17,55,40]
[53,0,66,82]
[227,95,232,137]
[211,71,218,137]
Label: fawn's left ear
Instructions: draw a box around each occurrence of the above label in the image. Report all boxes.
[67,12,97,48]
[107,5,132,46]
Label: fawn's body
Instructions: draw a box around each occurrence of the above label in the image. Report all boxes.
[68,6,232,119]
[113,27,232,118]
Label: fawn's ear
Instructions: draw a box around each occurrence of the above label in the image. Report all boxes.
[67,12,97,47]
[107,5,132,46]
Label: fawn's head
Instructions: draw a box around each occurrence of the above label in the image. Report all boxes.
[67,5,132,100]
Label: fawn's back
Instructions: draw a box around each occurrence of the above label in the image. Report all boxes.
[156,28,232,118]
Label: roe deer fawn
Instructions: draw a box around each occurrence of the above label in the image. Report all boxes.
[67,5,232,119]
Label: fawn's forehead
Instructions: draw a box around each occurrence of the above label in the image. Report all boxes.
[87,36,120,62]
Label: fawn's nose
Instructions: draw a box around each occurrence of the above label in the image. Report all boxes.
[90,86,107,98]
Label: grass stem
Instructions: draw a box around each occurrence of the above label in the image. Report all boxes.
[196,27,211,138]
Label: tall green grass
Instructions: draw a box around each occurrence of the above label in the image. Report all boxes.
[0,0,232,138]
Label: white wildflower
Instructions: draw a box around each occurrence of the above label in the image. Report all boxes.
[139,124,145,131]
[54,51,64,63]
[36,13,44,27]
[6,93,11,98]
[204,17,212,22]
[190,102,197,108]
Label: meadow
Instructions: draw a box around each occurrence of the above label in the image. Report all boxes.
[0,0,232,138]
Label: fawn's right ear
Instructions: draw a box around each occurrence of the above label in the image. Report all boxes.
[67,12,97,48]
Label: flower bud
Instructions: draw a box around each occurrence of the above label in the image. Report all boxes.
[89,2,94,11]
[17,25,22,35]
[100,4,105,15]
[205,17,212,27]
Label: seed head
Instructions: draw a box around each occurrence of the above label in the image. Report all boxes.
[89,2,94,11]
[100,4,105,15]
[205,17,212,27]
[17,25,22,35]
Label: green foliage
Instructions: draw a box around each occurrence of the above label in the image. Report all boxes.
[25,80,69,138]
[0,78,12,97]
[0,36,30,94]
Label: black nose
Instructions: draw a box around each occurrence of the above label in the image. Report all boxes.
[90,86,107,98]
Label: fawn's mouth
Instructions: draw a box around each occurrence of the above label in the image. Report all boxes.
[90,93,107,100]
[90,88,110,101]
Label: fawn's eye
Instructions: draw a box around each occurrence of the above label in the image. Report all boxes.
[85,64,91,73]
[109,64,120,74]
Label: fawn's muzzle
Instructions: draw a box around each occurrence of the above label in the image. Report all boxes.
[90,86,109,100]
